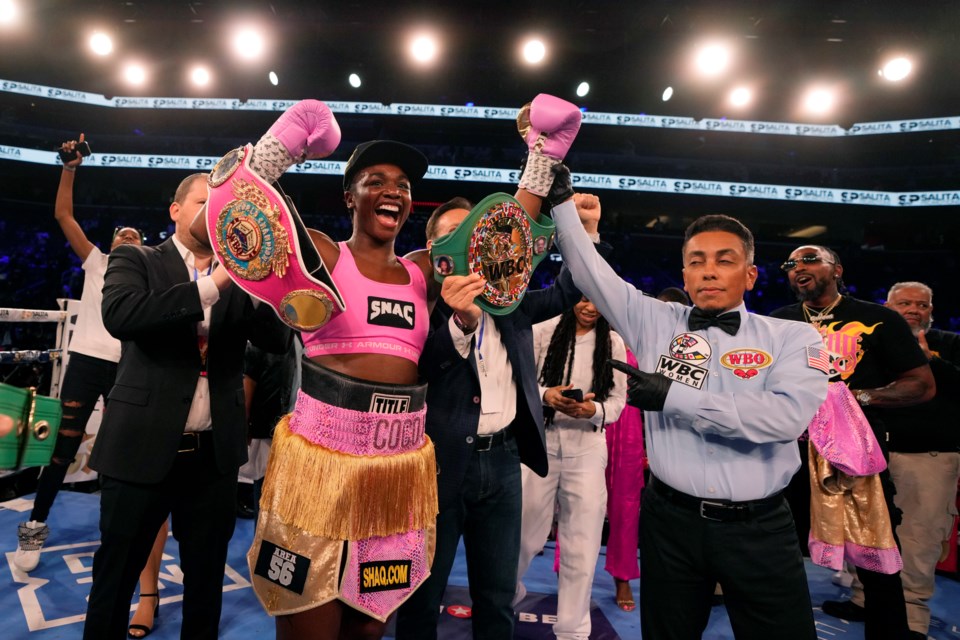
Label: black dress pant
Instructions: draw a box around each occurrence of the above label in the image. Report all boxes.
[83,432,237,640]
[640,479,816,640]
[856,467,910,640]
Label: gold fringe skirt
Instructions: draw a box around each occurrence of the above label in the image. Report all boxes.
[247,366,437,619]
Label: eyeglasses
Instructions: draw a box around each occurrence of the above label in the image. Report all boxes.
[780,255,835,272]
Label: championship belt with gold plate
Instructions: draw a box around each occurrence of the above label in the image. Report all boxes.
[206,144,345,331]
[429,193,555,315]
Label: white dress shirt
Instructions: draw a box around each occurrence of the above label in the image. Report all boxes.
[449,311,517,435]
[171,235,220,432]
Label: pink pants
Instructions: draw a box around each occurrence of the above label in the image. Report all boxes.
[603,349,644,581]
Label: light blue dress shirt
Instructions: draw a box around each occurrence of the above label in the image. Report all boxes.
[552,200,828,501]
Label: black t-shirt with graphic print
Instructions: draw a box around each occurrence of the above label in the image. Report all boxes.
[771,296,928,443]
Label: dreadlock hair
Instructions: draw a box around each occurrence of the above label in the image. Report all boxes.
[539,305,614,424]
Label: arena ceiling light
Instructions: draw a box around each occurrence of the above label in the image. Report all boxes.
[348,73,362,88]
[693,42,732,77]
[122,62,147,86]
[802,86,836,116]
[409,33,439,65]
[89,31,114,56]
[522,38,547,65]
[232,26,266,61]
[268,71,279,86]
[576,81,590,98]
[190,66,211,87]
[728,86,753,108]
[880,57,912,82]
[0,0,20,26]
[662,86,674,102]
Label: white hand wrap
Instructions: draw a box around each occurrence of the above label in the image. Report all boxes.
[518,152,559,198]
[249,133,296,183]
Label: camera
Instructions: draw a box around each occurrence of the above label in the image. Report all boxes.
[57,140,91,164]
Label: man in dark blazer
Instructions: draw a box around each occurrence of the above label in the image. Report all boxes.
[396,198,603,640]
[83,173,290,640]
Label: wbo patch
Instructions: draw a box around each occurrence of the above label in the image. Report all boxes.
[720,348,772,380]
[656,354,708,389]
[359,560,412,593]
[668,333,712,361]
[254,540,310,595]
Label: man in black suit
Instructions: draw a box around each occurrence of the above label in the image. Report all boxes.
[395,197,601,640]
[83,173,290,640]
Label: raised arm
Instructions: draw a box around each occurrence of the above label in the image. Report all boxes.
[551,187,665,355]
[190,99,342,264]
[54,135,95,261]
[513,94,582,219]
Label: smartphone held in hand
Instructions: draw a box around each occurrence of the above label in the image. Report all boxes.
[57,140,91,164]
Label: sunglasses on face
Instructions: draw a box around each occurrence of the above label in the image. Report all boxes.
[780,255,835,272]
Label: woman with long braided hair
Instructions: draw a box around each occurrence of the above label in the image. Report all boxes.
[514,297,627,640]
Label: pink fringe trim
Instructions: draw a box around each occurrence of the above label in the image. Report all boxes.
[808,536,903,574]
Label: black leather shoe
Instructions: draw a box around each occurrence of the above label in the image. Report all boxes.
[821,600,866,622]
[236,501,255,519]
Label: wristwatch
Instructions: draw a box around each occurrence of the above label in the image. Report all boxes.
[452,312,477,334]
[854,389,873,406]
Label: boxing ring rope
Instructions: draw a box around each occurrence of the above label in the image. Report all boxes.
[0,300,72,399]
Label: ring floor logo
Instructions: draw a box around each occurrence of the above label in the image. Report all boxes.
[381,586,621,639]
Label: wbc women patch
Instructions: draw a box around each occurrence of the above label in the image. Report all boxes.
[656,333,711,389]
[720,348,773,380]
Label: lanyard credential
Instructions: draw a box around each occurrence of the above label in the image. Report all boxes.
[193,264,213,281]
[477,313,487,377]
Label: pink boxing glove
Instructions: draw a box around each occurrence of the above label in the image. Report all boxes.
[518,94,582,161]
[267,99,342,161]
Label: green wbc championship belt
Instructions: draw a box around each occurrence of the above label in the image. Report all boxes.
[430,193,556,315]
[0,384,62,470]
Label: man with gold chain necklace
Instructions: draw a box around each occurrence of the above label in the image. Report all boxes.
[770,244,935,640]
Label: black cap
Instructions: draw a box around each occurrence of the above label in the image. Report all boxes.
[342,140,429,191]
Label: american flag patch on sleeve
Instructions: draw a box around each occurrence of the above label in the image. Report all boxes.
[806,345,833,375]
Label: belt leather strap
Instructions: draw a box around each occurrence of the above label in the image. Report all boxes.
[651,476,783,522]
[473,425,514,452]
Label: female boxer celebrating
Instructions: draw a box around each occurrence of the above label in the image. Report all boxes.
[198,94,582,639]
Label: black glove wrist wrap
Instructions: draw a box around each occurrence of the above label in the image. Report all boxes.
[608,358,672,412]
[546,163,575,209]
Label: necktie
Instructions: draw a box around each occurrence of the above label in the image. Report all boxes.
[687,308,741,336]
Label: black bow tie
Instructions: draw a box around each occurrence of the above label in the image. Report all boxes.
[687,308,741,336]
